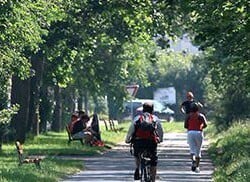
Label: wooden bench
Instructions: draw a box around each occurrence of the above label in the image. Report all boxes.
[66,125,84,145]
[15,141,42,169]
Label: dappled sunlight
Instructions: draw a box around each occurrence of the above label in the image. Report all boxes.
[63,132,214,181]
[0,1,248,181]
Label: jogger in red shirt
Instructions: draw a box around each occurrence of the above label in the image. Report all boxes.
[184,102,207,173]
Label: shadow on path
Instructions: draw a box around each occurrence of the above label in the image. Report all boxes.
[61,132,214,182]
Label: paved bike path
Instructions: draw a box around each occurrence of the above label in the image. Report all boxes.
[62,133,214,182]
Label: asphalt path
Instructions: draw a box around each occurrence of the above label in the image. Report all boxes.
[61,132,214,182]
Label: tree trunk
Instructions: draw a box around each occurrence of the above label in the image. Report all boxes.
[27,51,44,135]
[0,136,2,151]
[93,95,99,113]
[106,91,122,120]
[77,91,83,111]
[27,78,40,135]
[51,85,62,132]
[107,92,115,120]
[40,86,53,132]
[71,90,77,112]
[11,76,30,143]
[84,91,89,114]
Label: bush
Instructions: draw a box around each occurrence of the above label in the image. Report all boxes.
[208,121,250,182]
[0,105,19,150]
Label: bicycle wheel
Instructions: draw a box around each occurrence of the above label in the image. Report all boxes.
[140,151,152,182]
[140,158,147,182]
[140,160,152,182]
[144,166,151,182]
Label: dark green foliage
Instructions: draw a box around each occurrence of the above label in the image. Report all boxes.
[0,105,19,150]
[0,0,248,143]
[209,122,250,182]
[180,0,250,129]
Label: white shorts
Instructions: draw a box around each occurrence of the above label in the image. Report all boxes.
[187,130,204,158]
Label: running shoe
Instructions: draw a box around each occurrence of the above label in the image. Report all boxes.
[191,160,196,171]
[195,167,200,173]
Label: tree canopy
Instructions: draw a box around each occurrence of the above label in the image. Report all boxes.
[0,0,248,143]
[181,0,249,127]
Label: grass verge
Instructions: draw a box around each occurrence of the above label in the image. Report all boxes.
[207,121,250,182]
[0,120,184,181]
[0,122,129,182]
[161,120,185,133]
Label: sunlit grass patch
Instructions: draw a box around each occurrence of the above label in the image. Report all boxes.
[0,156,82,182]
[0,120,189,181]
[161,120,186,133]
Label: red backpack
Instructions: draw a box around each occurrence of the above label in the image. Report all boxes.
[134,113,157,142]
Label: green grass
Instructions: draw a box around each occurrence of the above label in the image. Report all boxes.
[0,122,129,182]
[207,121,250,182]
[0,121,184,181]
[0,157,82,182]
[161,120,186,133]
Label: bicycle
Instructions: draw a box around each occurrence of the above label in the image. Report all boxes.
[139,150,152,182]
[130,144,153,182]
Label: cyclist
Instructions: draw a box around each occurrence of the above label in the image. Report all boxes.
[184,102,207,173]
[125,102,163,181]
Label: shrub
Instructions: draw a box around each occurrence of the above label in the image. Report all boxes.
[209,121,250,182]
[0,104,19,150]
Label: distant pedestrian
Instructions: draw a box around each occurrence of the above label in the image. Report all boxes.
[180,91,203,115]
[184,102,207,173]
[180,91,203,125]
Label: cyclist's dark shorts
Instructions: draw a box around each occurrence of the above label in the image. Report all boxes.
[133,139,158,166]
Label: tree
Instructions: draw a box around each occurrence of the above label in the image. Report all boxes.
[182,0,250,128]
[0,0,65,141]
[2,0,193,136]
[46,0,185,120]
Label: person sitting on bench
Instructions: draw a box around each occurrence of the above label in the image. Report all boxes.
[68,112,79,133]
[69,111,93,145]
